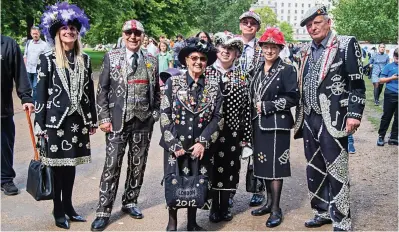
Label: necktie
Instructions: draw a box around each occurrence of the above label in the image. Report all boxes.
[131,53,138,73]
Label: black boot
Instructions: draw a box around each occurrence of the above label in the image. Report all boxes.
[220,191,233,221]
[187,208,205,231]
[209,190,221,223]
[91,217,110,231]
[166,208,178,231]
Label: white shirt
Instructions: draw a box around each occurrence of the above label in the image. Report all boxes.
[125,48,142,66]
[242,37,256,62]
[24,39,50,73]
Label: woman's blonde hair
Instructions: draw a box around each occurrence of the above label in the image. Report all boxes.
[54,29,84,68]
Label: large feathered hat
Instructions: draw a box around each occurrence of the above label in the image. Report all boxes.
[40,2,90,46]
[178,37,217,66]
[258,27,286,47]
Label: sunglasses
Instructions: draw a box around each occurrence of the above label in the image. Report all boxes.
[241,20,258,26]
[124,30,142,37]
[189,55,207,62]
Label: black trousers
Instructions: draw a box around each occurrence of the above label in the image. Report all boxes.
[95,117,154,217]
[303,112,351,231]
[378,89,398,139]
[1,116,16,184]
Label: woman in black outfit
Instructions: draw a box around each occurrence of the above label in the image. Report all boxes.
[35,2,96,229]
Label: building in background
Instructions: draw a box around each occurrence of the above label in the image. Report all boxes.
[251,0,335,41]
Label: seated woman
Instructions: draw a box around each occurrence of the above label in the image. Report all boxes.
[249,27,299,228]
[160,37,222,231]
[206,32,252,223]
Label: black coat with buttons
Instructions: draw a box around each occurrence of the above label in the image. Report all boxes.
[249,58,300,130]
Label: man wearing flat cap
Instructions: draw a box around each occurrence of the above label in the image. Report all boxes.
[238,9,266,208]
[92,19,160,231]
[294,5,365,231]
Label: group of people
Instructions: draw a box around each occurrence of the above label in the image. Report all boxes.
[1,2,369,232]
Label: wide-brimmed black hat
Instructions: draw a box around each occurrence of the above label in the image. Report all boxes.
[178,37,217,66]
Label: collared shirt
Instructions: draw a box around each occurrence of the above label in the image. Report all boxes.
[370,52,390,78]
[213,59,235,74]
[187,72,205,104]
[311,30,332,61]
[158,52,173,74]
[242,37,256,62]
[380,61,398,94]
[126,48,142,66]
[24,39,50,73]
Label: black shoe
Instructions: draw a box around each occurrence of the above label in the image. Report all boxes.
[377,136,385,146]
[251,204,271,216]
[304,215,332,228]
[249,193,265,207]
[166,227,177,231]
[121,206,144,219]
[388,139,398,145]
[66,213,86,222]
[187,223,206,231]
[333,227,347,231]
[91,217,109,231]
[209,211,222,223]
[1,182,19,195]
[221,210,233,221]
[266,209,283,228]
[55,217,70,230]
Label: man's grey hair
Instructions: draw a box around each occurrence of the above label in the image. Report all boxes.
[323,15,330,21]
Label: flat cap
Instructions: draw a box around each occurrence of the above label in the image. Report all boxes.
[239,10,261,25]
[122,19,144,32]
[300,5,328,27]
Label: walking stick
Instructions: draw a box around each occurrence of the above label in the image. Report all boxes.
[25,110,39,161]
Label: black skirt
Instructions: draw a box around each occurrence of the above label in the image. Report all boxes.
[43,113,91,166]
[253,121,291,179]
[211,126,242,191]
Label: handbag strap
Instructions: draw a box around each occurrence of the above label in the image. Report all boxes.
[25,110,39,161]
[175,151,200,177]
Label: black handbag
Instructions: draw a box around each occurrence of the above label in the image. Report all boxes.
[246,157,257,193]
[164,155,208,208]
[25,110,54,201]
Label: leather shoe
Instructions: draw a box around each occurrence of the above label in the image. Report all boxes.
[121,206,144,219]
[304,215,332,228]
[249,193,265,207]
[251,204,271,216]
[66,213,86,222]
[187,224,206,231]
[266,209,283,228]
[209,211,222,223]
[333,227,347,231]
[221,210,233,221]
[55,217,70,229]
[91,217,109,231]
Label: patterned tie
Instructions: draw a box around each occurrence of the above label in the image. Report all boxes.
[131,53,138,73]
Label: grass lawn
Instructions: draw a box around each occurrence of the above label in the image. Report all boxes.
[364,76,384,129]
[83,48,106,72]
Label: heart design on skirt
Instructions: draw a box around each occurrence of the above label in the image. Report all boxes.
[62,140,73,151]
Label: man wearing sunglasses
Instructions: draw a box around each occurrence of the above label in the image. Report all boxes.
[92,19,160,231]
[236,9,266,209]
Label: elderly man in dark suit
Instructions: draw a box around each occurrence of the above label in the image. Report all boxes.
[293,6,366,231]
[91,20,160,231]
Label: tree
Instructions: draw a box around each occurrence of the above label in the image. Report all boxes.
[277,21,294,42]
[253,6,278,36]
[332,0,398,43]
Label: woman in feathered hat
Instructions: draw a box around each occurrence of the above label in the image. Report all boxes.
[160,37,222,231]
[34,2,96,229]
[248,27,299,227]
[205,32,252,223]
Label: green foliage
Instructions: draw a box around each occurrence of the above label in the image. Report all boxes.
[83,49,106,71]
[278,21,294,42]
[253,6,278,37]
[332,0,398,43]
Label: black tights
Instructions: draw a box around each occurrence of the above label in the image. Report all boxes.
[211,190,231,213]
[374,83,384,102]
[167,207,198,230]
[264,179,283,211]
[52,166,77,220]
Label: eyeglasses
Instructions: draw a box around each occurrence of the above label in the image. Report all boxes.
[240,20,258,26]
[124,30,142,37]
[189,55,207,62]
